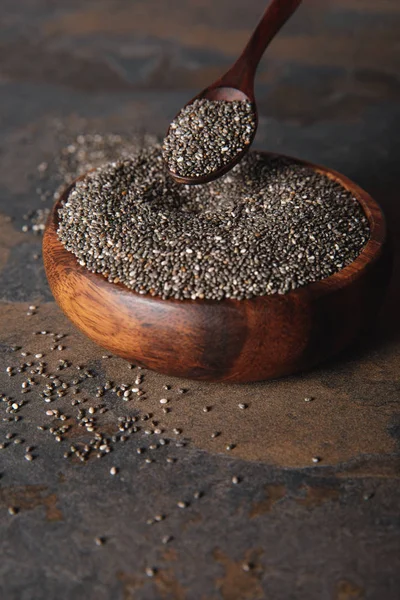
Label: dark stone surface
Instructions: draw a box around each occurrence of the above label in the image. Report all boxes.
[0,1,399,598]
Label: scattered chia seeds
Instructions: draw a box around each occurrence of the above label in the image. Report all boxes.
[57,145,369,301]
[94,536,105,546]
[22,208,51,235]
[23,129,159,237]
[163,98,255,178]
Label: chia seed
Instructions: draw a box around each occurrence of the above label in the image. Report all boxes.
[162,98,256,178]
[57,145,369,301]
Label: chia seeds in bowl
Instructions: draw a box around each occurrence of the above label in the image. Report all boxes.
[56,144,370,301]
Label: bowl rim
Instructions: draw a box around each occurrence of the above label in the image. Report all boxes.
[46,150,386,306]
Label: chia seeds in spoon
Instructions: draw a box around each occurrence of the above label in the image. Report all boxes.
[57,145,370,301]
[162,98,256,178]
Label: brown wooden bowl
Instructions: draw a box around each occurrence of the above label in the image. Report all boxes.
[43,152,391,383]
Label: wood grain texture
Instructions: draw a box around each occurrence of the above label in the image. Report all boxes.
[42,152,391,383]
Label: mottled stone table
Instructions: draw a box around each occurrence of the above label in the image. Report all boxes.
[0,1,399,598]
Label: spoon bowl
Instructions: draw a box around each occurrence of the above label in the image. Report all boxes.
[167,87,258,185]
[202,87,252,103]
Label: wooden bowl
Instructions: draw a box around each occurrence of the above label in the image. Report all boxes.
[43,153,391,383]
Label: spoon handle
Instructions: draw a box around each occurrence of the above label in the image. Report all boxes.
[221,0,302,97]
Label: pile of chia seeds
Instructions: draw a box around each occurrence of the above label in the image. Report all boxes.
[57,144,369,301]
[24,129,159,236]
[162,98,255,178]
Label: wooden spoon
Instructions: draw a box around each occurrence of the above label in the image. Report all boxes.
[164,0,303,185]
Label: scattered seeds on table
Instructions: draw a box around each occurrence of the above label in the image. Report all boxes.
[94,537,105,546]
[162,535,173,544]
